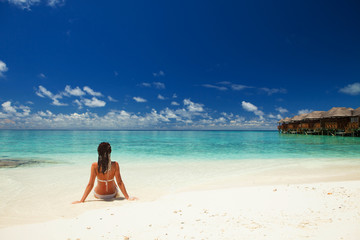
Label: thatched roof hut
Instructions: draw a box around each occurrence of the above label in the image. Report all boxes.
[278,107,360,136]
[291,113,309,122]
[304,111,325,120]
[279,117,292,123]
[352,107,360,117]
[322,107,353,118]
[283,117,291,123]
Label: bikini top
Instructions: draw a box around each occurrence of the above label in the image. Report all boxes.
[97,178,114,192]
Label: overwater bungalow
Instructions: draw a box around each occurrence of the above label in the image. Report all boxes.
[286,113,309,134]
[278,107,360,137]
[350,107,360,131]
[302,111,325,134]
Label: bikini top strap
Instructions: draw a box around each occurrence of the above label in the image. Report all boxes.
[97,178,114,192]
[97,179,114,183]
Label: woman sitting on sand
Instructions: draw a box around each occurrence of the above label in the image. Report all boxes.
[73,142,136,203]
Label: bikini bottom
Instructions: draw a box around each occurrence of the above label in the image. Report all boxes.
[94,188,118,200]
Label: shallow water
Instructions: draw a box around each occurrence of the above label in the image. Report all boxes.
[1,130,360,165]
[0,130,360,227]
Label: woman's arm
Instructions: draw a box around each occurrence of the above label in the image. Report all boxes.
[115,162,136,200]
[72,163,97,204]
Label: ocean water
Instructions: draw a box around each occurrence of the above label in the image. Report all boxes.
[1,130,360,227]
[1,130,360,165]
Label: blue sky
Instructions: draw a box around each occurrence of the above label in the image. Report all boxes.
[0,0,359,129]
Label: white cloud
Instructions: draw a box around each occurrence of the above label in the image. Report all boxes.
[65,85,86,97]
[184,99,204,112]
[82,97,106,108]
[172,93,177,98]
[261,88,287,95]
[219,82,286,95]
[7,0,64,9]
[242,101,258,112]
[6,0,39,9]
[0,112,9,118]
[241,101,264,119]
[133,97,147,103]
[339,82,360,96]
[36,85,54,98]
[36,85,107,107]
[73,99,83,109]
[83,86,103,97]
[140,82,152,87]
[108,96,118,102]
[298,109,313,115]
[173,108,193,120]
[231,84,249,91]
[147,109,170,122]
[1,101,31,118]
[0,100,279,130]
[52,98,67,106]
[255,112,265,119]
[160,108,178,119]
[2,101,17,113]
[171,101,180,106]
[36,85,67,106]
[153,70,165,77]
[157,94,166,100]
[276,107,288,114]
[47,0,64,8]
[221,112,234,119]
[268,114,282,119]
[140,82,165,89]
[17,105,30,117]
[202,84,227,91]
[0,60,9,78]
[38,110,53,117]
[153,82,165,89]
[262,88,286,95]
[218,82,250,91]
[38,73,46,79]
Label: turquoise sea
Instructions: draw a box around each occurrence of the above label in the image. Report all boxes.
[1,130,360,166]
[1,130,360,227]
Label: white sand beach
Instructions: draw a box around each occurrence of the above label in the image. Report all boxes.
[1,180,360,240]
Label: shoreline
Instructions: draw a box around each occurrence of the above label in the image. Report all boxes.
[1,179,360,240]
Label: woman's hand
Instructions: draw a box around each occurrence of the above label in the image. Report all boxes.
[127,196,138,201]
[72,200,83,204]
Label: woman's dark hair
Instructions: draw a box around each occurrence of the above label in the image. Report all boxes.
[97,142,112,174]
